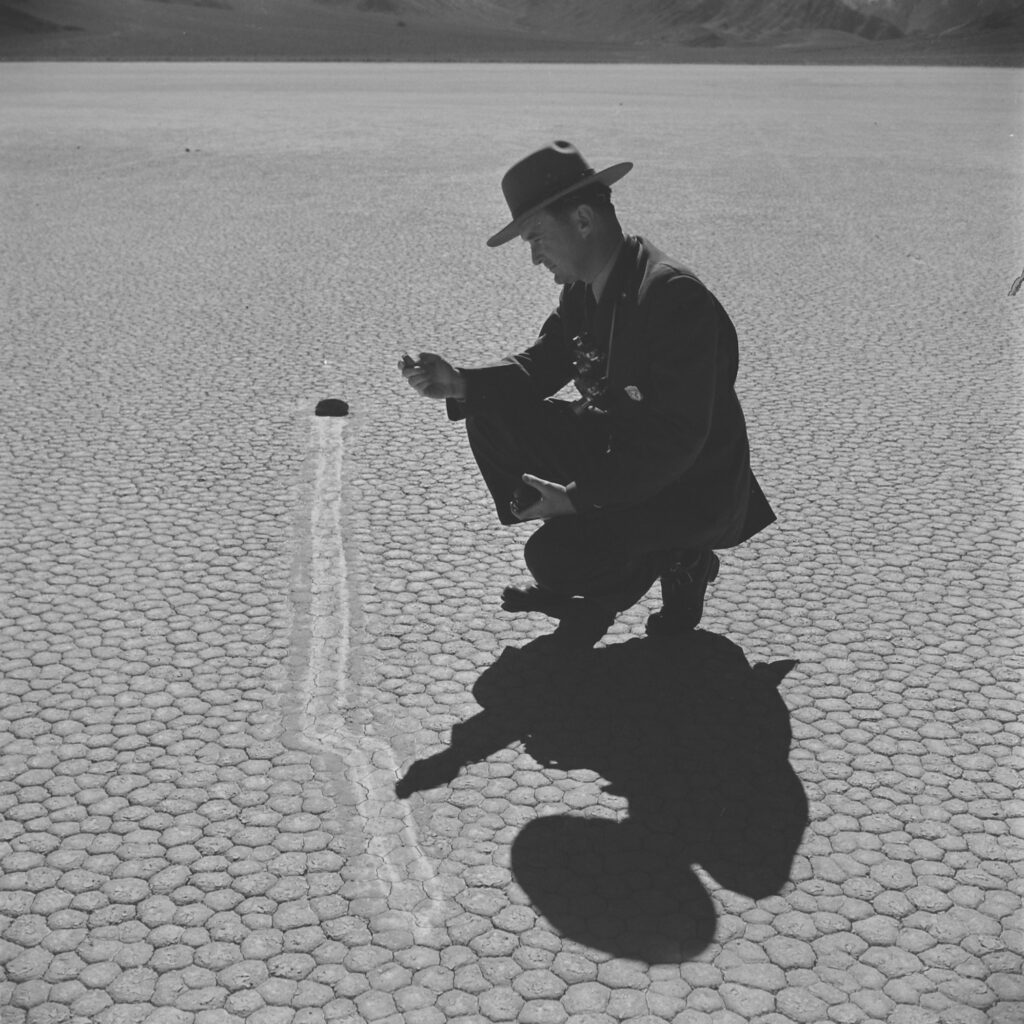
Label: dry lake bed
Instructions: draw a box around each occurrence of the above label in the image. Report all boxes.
[1,62,1023,1024]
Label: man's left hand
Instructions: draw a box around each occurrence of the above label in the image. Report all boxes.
[513,473,576,521]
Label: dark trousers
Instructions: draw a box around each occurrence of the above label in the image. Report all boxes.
[464,396,706,613]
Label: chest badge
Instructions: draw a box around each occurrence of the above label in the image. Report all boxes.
[624,385,643,402]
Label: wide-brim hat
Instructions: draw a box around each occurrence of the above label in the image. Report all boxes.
[487,140,632,248]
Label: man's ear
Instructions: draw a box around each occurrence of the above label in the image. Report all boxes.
[573,203,595,237]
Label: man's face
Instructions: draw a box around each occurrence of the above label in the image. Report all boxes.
[519,209,587,285]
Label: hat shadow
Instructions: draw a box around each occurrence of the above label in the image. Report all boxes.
[395,630,808,964]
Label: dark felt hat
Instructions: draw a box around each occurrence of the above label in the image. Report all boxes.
[487,140,632,248]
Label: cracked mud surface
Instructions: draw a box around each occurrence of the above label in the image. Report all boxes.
[1,64,1022,1024]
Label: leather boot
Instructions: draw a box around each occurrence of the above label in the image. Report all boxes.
[501,584,574,618]
[646,549,720,636]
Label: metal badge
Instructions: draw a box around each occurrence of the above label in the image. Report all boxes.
[624,385,643,402]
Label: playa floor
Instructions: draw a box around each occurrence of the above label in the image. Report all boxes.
[1,63,1022,1024]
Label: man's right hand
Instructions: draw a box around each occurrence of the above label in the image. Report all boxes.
[400,352,467,401]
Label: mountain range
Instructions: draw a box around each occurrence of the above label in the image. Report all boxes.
[2,0,1022,62]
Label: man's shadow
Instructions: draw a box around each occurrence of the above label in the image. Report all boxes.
[396,630,808,964]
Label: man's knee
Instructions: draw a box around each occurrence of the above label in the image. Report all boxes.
[465,410,519,464]
[464,412,492,449]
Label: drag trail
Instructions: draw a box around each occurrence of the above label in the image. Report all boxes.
[281,411,447,943]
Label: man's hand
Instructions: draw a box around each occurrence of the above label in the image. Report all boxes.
[400,353,467,401]
[513,473,576,521]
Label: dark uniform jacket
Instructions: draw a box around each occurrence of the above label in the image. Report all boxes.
[453,235,775,552]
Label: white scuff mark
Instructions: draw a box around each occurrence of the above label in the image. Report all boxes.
[290,416,445,942]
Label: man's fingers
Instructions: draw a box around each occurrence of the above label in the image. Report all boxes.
[516,474,574,521]
[515,475,550,521]
[404,367,435,390]
[399,353,437,373]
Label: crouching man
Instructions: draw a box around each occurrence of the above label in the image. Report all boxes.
[402,140,775,646]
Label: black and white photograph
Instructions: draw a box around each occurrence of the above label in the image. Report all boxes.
[1,3,1022,1023]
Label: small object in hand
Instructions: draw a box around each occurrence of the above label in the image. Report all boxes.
[510,482,542,517]
[315,398,349,417]
[400,354,416,369]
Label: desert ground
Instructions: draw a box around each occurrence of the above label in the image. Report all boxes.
[1,62,1023,1023]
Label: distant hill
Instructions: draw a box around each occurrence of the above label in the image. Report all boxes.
[1,0,1021,63]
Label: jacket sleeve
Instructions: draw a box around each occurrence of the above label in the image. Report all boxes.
[566,276,720,511]
[446,303,576,421]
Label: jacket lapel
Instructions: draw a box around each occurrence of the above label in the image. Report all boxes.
[605,237,645,393]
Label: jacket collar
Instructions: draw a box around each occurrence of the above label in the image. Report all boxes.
[563,235,650,317]
[602,235,647,307]
[591,239,625,304]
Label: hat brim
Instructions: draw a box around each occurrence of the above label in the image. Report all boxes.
[486,161,633,248]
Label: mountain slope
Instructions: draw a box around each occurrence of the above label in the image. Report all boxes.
[0,0,1021,62]
[843,0,1023,33]
[481,0,906,42]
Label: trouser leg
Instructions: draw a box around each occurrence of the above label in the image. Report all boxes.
[463,398,726,622]
[522,504,731,619]
[464,398,603,525]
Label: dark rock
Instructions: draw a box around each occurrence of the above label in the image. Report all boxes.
[315,398,349,417]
